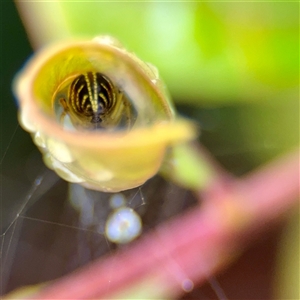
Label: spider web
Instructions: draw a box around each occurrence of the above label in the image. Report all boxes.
[1,96,279,300]
[1,86,282,299]
[2,1,296,298]
[0,119,230,299]
[0,4,275,296]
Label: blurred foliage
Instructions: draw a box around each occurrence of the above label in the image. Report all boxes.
[16,1,299,166]
[22,1,298,105]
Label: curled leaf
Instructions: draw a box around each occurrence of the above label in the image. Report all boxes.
[14,36,197,192]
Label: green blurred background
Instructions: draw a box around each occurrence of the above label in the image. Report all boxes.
[17,1,298,166]
[7,1,299,171]
[61,2,298,104]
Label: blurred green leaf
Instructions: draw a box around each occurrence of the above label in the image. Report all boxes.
[17,1,299,105]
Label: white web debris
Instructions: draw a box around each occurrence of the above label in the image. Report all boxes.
[105,207,142,244]
[105,192,143,244]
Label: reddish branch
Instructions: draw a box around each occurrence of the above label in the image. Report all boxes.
[22,149,300,299]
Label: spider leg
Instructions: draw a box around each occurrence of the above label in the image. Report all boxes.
[59,98,69,124]
[121,93,132,129]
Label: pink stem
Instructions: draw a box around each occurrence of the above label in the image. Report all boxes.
[31,149,299,299]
